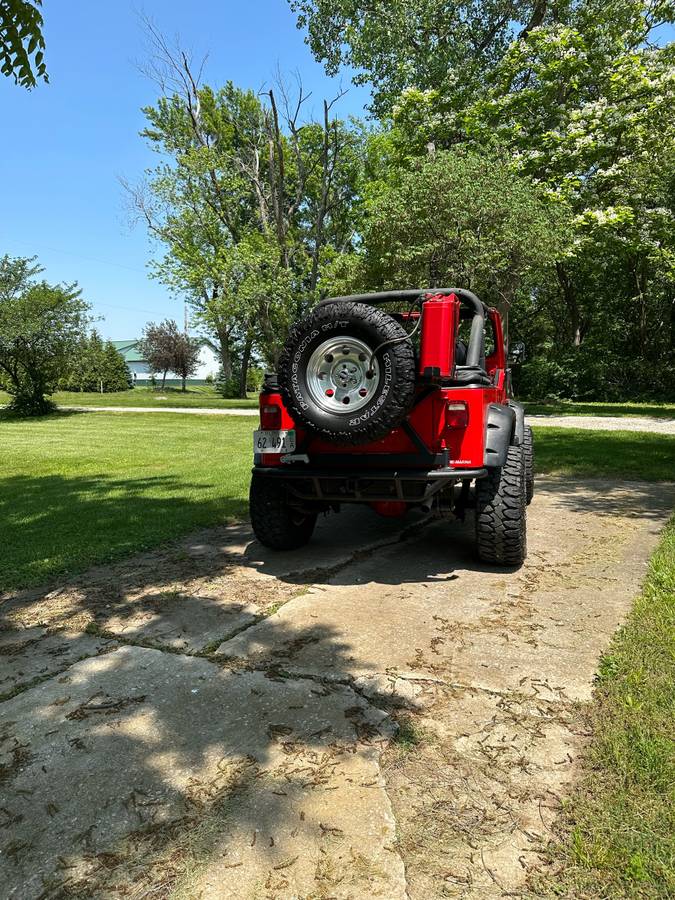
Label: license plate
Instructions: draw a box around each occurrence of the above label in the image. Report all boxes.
[253,429,296,454]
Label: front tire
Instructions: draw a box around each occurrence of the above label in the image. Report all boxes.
[249,475,317,551]
[475,446,527,566]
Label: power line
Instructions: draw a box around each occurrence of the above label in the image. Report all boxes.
[0,235,151,275]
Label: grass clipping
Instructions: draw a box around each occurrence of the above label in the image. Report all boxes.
[543,516,675,898]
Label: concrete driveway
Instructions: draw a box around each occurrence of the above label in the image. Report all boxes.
[1,479,673,898]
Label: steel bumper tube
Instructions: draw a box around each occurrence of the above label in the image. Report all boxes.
[251,465,488,504]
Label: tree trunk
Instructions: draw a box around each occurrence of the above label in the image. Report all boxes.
[218,335,233,381]
[556,262,582,346]
[161,369,167,389]
[310,100,332,294]
[634,261,648,355]
[181,376,186,392]
[239,335,253,399]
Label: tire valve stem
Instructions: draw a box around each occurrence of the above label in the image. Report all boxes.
[325,388,334,397]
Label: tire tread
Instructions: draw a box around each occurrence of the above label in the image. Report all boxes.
[475,446,527,566]
[249,475,316,551]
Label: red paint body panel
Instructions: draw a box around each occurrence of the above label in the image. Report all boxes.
[485,308,506,376]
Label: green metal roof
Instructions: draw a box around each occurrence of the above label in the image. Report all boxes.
[111,340,146,363]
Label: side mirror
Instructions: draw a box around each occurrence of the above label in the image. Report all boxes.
[508,341,526,365]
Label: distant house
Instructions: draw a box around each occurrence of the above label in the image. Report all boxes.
[112,340,219,385]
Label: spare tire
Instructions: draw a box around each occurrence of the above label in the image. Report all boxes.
[278,300,416,444]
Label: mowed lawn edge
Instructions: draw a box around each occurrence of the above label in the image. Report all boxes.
[524,400,675,419]
[0,411,256,592]
[1,414,674,592]
[538,516,675,897]
[0,388,258,410]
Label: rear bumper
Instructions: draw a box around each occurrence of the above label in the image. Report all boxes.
[252,465,487,504]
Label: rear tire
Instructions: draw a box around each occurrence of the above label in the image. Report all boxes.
[475,446,527,566]
[523,424,534,505]
[250,475,317,550]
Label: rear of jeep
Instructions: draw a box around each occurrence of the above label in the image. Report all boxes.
[250,289,533,566]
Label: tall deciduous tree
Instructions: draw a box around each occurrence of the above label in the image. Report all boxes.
[0,255,89,415]
[125,26,364,391]
[297,0,675,398]
[289,0,564,117]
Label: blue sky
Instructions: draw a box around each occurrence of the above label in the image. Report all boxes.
[0,1,369,339]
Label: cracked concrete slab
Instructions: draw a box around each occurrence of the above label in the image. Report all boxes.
[216,480,673,707]
[1,508,422,653]
[0,645,405,900]
[0,626,115,700]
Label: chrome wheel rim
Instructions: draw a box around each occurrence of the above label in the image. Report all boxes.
[306,336,380,414]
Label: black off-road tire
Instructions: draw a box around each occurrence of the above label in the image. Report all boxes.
[249,475,317,551]
[475,446,527,566]
[523,424,534,505]
[277,301,416,445]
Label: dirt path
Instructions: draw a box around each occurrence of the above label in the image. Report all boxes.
[1,479,673,898]
[527,414,674,435]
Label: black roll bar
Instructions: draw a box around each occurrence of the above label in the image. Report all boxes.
[318,288,486,369]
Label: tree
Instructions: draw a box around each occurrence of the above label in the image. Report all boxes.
[137,320,180,388]
[62,332,132,392]
[330,149,569,312]
[171,331,201,391]
[101,341,133,391]
[126,25,364,392]
[289,0,562,118]
[137,318,200,391]
[1,0,47,88]
[0,255,89,415]
[297,0,675,398]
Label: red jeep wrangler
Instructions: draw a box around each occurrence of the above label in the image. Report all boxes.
[249,289,533,566]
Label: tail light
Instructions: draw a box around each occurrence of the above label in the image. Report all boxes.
[261,403,282,429]
[445,401,468,429]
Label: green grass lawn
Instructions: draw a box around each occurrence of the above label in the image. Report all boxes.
[0,386,259,409]
[532,427,675,481]
[541,517,675,898]
[0,411,256,591]
[524,399,675,418]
